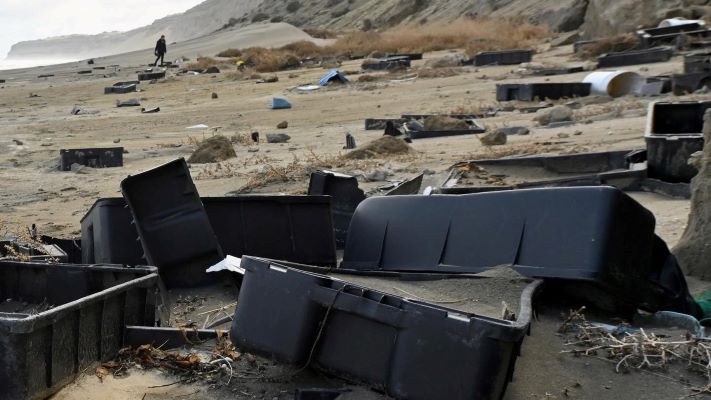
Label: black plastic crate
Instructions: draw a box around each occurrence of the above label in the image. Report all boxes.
[645,101,709,182]
[362,57,411,71]
[341,188,660,305]
[684,52,711,73]
[80,198,144,265]
[672,71,711,94]
[104,84,137,94]
[80,196,338,268]
[202,196,337,267]
[137,71,165,81]
[474,49,533,66]
[120,158,224,288]
[0,261,158,400]
[59,147,123,171]
[496,83,591,101]
[597,47,673,68]
[231,256,541,400]
[308,171,366,249]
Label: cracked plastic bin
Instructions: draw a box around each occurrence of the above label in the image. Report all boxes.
[339,187,699,316]
[308,171,366,249]
[645,101,708,183]
[120,158,224,288]
[80,195,337,268]
[231,256,541,400]
[0,261,159,400]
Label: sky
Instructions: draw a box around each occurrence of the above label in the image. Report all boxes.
[0,0,206,60]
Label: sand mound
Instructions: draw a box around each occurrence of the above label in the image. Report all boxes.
[343,136,414,160]
[674,109,711,279]
[187,135,236,164]
[423,116,470,131]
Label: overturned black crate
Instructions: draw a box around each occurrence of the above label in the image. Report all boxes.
[137,71,165,81]
[496,83,591,101]
[474,49,532,66]
[104,84,137,94]
[81,196,338,268]
[231,256,541,400]
[121,158,224,288]
[339,188,699,316]
[672,71,711,94]
[0,261,158,400]
[308,171,366,249]
[645,101,709,183]
[362,57,411,71]
[684,52,711,73]
[597,47,673,68]
[59,147,123,171]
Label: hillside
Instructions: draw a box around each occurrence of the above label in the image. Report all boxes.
[6,0,711,61]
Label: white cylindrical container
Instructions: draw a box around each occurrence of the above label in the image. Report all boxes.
[658,18,706,28]
[583,71,644,97]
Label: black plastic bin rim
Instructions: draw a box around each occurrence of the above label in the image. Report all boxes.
[79,197,130,223]
[644,133,705,139]
[0,262,158,334]
[239,256,543,341]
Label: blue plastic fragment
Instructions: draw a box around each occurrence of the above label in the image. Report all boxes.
[271,97,292,109]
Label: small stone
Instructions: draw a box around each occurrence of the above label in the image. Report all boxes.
[479,130,507,146]
[423,169,436,175]
[113,138,121,143]
[211,92,218,99]
[574,130,583,136]
[12,139,23,145]
[266,133,291,143]
[248,146,259,153]
[276,121,288,129]
[557,133,570,138]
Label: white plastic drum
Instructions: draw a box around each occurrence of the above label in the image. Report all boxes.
[658,17,706,28]
[583,71,645,98]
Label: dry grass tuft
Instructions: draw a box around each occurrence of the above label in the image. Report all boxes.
[185,57,234,70]
[216,18,550,72]
[304,28,339,39]
[415,67,464,79]
[578,34,640,59]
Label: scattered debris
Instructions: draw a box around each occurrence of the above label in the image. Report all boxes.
[211,92,218,99]
[344,133,356,149]
[271,97,292,109]
[187,136,237,164]
[597,46,673,68]
[116,98,140,107]
[59,147,124,171]
[140,107,160,113]
[319,69,349,86]
[473,49,533,66]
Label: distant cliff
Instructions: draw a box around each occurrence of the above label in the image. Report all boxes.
[7,0,711,60]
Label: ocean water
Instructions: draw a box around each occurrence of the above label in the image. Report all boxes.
[0,58,78,71]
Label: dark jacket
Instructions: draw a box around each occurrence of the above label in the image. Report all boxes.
[155,38,167,55]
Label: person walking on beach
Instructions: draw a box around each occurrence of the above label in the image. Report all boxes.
[154,35,167,66]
